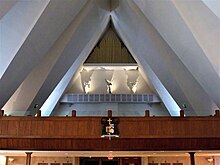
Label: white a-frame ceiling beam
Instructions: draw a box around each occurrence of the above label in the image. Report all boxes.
[1,0,218,116]
[133,0,220,109]
[0,0,89,109]
[0,0,17,19]
[0,0,49,79]
[25,0,110,116]
[111,0,217,115]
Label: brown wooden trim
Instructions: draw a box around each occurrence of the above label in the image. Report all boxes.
[1,116,220,151]
[0,138,220,151]
[0,116,220,139]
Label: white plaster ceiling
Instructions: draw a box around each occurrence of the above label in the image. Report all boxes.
[0,0,17,19]
[0,0,219,116]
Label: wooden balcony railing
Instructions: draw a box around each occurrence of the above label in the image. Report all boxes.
[0,109,220,151]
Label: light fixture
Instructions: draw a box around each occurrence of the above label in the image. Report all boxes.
[8,158,14,162]
[181,103,187,108]
[34,104,39,108]
[108,151,113,160]
[107,155,113,160]
[207,157,214,163]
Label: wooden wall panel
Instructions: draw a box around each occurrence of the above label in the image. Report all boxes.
[0,116,220,138]
[0,138,220,151]
[8,121,18,136]
[0,116,220,150]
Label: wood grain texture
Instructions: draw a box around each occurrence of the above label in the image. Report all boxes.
[0,116,220,138]
[0,116,220,150]
[0,138,220,151]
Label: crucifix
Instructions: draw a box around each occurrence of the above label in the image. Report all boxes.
[107,118,112,125]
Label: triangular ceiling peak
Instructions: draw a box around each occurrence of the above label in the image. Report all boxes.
[1,0,218,117]
[85,21,136,64]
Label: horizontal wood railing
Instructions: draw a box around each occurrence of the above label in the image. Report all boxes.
[0,110,220,151]
[0,116,220,138]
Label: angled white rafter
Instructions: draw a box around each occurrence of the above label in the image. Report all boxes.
[1,0,219,116]
[25,0,110,116]
[0,0,17,19]
[0,0,89,112]
[0,0,49,79]
[41,13,110,116]
[133,0,219,111]
[111,0,218,115]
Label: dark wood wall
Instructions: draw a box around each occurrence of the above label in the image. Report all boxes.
[0,116,220,150]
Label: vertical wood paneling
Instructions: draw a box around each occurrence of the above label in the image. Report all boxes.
[0,117,220,138]
[18,121,31,136]
[2,121,9,135]
[1,138,220,150]
[8,120,18,136]
[65,121,75,136]
[31,120,43,136]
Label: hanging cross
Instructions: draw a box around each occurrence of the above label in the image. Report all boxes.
[107,118,112,125]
